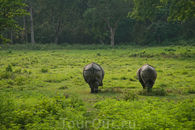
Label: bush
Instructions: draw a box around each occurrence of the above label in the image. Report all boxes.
[93,99,195,129]
[14,76,28,86]
[41,67,48,73]
[123,91,139,101]
[14,67,22,73]
[0,93,86,130]
[5,64,13,72]
[138,88,167,96]
[0,72,11,79]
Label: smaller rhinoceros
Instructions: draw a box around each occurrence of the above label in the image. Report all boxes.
[137,64,157,92]
[83,62,104,93]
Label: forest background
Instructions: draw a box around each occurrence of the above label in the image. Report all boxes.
[1,0,195,46]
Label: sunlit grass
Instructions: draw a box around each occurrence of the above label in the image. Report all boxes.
[0,44,195,129]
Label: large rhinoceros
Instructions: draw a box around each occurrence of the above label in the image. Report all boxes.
[83,62,104,93]
[137,64,157,92]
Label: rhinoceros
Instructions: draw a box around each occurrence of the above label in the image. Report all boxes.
[83,62,104,93]
[137,64,157,92]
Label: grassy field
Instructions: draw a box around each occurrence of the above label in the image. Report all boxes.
[0,44,195,129]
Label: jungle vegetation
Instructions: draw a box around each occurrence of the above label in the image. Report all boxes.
[1,0,195,46]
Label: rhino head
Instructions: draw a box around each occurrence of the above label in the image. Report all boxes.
[83,62,104,93]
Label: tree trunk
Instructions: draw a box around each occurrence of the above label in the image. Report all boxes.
[104,18,119,47]
[54,31,59,44]
[54,20,61,44]
[99,39,104,45]
[23,16,28,43]
[29,5,34,45]
[11,29,13,45]
[110,28,115,47]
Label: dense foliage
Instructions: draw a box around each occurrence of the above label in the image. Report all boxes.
[1,0,195,45]
[0,92,86,129]
[94,99,195,129]
[0,0,28,43]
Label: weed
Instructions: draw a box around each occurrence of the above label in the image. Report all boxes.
[11,62,18,66]
[129,53,138,57]
[138,89,152,96]
[14,67,22,73]
[41,67,48,73]
[164,48,176,51]
[129,77,136,81]
[59,86,68,89]
[138,88,167,96]
[8,49,12,53]
[7,79,15,85]
[158,83,167,88]
[160,52,166,55]
[14,76,28,86]
[181,71,188,75]
[97,53,101,56]
[123,91,139,101]
[152,88,167,96]
[99,87,123,93]
[188,86,195,94]
[120,76,127,80]
[6,64,13,72]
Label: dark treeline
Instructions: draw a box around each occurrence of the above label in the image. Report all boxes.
[1,0,195,46]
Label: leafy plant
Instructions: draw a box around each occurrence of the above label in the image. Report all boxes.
[6,64,13,72]
[123,91,139,101]
[41,67,48,73]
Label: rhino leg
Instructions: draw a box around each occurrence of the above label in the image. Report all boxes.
[139,78,146,89]
[89,82,94,93]
[94,81,99,93]
[145,80,154,92]
[90,87,94,93]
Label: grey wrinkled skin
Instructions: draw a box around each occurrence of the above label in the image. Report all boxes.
[137,64,157,92]
[83,62,104,93]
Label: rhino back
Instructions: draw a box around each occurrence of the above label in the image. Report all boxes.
[141,65,157,83]
[83,63,104,84]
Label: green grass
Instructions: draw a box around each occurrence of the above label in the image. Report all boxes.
[0,44,195,129]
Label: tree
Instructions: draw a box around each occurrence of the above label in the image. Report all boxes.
[0,0,28,43]
[23,0,37,44]
[162,0,195,21]
[29,0,34,44]
[85,0,133,46]
[130,0,181,44]
[36,0,76,44]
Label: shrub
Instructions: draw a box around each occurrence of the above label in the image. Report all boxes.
[0,72,11,79]
[14,67,22,73]
[5,64,13,72]
[8,49,12,53]
[93,99,195,129]
[123,91,139,101]
[188,86,195,94]
[0,93,86,130]
[14,76,28,86]
[138,88,167,96]
[164,48,176,51]
[41,67,48,73]
[99,87,123,94]
[7,79,15,85]
[152,88,167,96]
[59,86,68,89]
